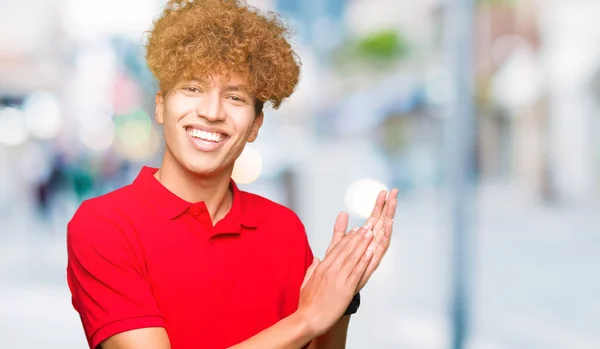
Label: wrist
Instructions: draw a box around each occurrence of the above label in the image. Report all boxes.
[291,309,319,342]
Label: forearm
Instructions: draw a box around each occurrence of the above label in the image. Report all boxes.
[228,312,315,349]
[309,316,351,349]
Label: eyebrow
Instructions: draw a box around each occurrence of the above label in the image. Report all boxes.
[223,85,245,93]
[188,79,247,93]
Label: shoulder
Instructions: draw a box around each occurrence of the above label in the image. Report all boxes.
[70,185,136,224]
[67,185,137,246]
[240,190,304,230]
[239,190,314,271]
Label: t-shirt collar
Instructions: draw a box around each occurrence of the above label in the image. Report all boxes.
[132,166,258,229]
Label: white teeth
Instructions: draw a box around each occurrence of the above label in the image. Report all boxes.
[188,128,225,143]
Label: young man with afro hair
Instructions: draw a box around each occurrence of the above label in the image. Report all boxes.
[66,1,398,348]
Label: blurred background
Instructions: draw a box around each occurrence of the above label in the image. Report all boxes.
[1,0,599,348]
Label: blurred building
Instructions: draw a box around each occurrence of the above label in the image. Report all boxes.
[1,1,600,348]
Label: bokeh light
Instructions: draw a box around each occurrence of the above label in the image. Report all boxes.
[79,121,115,151]
[22,92,63,139]
[232,145,263,184]
[114,109,160,161]
[2,1,600,348]
[345,178,388,218]
[0,107,28,146]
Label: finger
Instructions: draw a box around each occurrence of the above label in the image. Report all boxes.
[359,238,387,290]
[327,224,373,271]
[326,212,349,255]
[301,257,320,290]
[369,196,397,269]
[373,188,398,238]
[340,227,375,276]
[320,226,363,268]
[341,226,360,241]
[366,190,387,228]
[358,195,397,290]
[372,202,388,237]
[347,239,375,286]
[387,188,399,219]
[327,222,371,259]
[382,192,398,241]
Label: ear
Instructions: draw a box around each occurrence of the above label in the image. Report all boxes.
[155,91,165,124]
[247,112,264,143]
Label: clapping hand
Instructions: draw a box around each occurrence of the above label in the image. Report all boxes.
[295,189,398,337]
[325,188,398,292]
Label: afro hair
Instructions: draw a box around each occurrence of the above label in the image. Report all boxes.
[145,0,301,109]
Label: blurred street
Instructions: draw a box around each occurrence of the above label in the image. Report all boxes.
[3,0,600,348]
[1,181,598,349]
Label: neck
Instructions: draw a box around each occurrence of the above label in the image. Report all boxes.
[155,153,233,224]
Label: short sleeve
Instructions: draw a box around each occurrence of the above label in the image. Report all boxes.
[302,224,314,272]
[66,202,164,349]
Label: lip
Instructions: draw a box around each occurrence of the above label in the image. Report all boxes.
[186,128,229,152]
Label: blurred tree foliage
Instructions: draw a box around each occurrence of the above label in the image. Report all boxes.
[332,29,410,69]
[355,29,408,60]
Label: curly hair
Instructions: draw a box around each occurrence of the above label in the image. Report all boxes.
[145,0,301,110]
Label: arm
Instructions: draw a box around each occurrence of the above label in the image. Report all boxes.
[237,224,373,349]
[103,190,398,349]
[309,189,399,349]
[101,312,314,349]
[101,227,376,349]
[226,312,313,349]
[67,203,165,349]
[101,316,350,349]
[307,212,358,349]
[308,316,351,349]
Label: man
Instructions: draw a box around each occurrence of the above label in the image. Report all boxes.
[66,1,398,348]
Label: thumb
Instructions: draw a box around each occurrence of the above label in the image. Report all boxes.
[301,257,320,290]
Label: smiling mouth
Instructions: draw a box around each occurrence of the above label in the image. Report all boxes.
[186,127,228,143]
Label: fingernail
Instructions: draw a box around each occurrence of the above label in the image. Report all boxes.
[351,227,359,233]
[364,229,373,238]
[363,222,373,230]
[366,246,374,257]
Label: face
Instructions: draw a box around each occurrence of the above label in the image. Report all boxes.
[155,72,264,177]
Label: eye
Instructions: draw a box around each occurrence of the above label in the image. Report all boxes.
[227,95,246,103]
[183,87,202,93]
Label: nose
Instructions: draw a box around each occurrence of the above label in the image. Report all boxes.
[195,92,226,122]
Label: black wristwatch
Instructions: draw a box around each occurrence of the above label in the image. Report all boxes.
[343,292,360,316]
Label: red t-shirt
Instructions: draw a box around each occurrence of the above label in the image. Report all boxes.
[67,166,314,349]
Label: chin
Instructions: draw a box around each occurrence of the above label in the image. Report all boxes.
[166,145,233,178]
[181,159,229,177]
